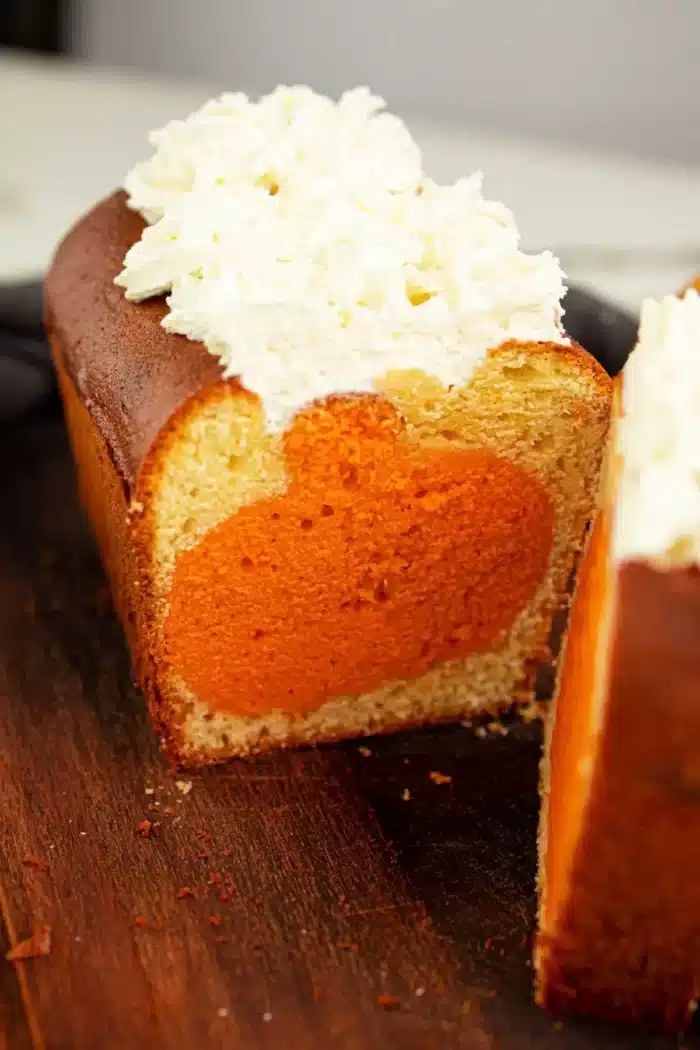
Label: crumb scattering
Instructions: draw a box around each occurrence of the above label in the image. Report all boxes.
[176,886,196,900]
[21,855,50,872]
[136,819,159,838]
[402,788,411,801]
[6,924,51,962]
[175,779,193,795]
[429,771,452,785]
[486,720,509,736]
[134,916,159,930]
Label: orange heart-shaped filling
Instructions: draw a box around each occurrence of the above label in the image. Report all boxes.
[165,396,554,716]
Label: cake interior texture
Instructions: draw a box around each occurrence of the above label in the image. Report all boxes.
[45,88,612,764]
[142,347,612,764]
[536,291,700,1032]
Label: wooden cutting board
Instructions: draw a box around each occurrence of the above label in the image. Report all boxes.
[0,413,687,1050]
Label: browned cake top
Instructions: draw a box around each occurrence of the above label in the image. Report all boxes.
[44,192,225,488]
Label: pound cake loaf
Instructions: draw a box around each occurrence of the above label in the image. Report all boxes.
[45,87,611,765]
[536,289,700,1032]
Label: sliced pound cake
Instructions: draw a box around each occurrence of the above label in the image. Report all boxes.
[45,87,611,764]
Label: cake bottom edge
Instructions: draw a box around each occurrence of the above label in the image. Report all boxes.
[148,640,546,768]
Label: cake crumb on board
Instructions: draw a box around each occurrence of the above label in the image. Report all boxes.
[134,916,159,931]
[21,855,50,872]
[135,819,159,838]
[429,771,452,785]
[6,923,52,961]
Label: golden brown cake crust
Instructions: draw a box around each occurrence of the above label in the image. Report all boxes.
[44,191,226,487]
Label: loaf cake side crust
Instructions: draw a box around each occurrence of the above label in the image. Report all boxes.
[45,192,224,488]
[537,522,700,1030]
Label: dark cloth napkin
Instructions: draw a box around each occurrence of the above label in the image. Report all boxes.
[562,285,637,378]
[0,282,55,424]
[0,281,636,426]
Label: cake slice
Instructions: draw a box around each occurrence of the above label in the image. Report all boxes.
[536,289,700,1031]
[45,87,611,765]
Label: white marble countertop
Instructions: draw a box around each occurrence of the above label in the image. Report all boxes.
[2,49,699,315]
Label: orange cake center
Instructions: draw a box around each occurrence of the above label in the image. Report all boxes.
[165,397,554,717]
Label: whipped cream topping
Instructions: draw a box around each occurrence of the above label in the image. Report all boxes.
[117,86,567,432]
[614,289,700,567]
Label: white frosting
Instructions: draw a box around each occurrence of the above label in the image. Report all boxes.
[117,86,567,432]
[614,289,700,567]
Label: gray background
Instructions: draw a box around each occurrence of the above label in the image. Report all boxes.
[72,0,698,165]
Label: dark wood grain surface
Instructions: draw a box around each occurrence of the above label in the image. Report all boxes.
[0,413,690,1050]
